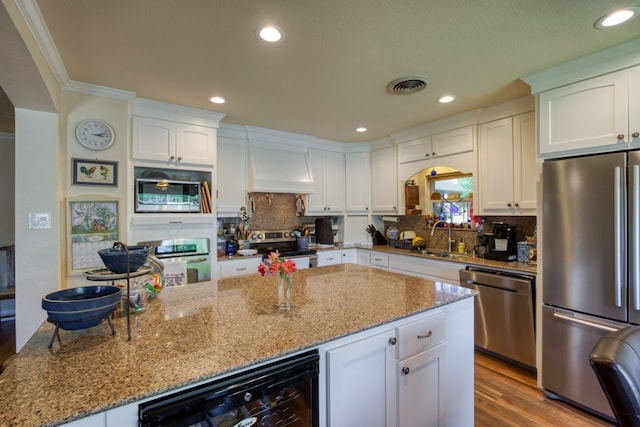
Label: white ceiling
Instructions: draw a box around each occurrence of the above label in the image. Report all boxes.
[13,1,640,141]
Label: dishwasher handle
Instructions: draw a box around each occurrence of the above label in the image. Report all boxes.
[459,268,533,295]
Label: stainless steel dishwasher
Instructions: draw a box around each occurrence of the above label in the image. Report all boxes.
[459,267,536,370]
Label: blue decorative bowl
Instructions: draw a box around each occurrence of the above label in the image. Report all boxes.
[42,286,121,331]
[98,245,150,274]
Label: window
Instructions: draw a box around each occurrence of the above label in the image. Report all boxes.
[428,174,472,225]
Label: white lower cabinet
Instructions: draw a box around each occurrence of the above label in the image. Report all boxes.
[317,250,342,266]
[327,329,397,427]
[370,251,389,270]
[397,343,446,427]
[326,302,473,427]
[218,257,262,278]
[356,250,370,266]
[396,312,446,427]
[341,248,357,264]
[388,254,460,283]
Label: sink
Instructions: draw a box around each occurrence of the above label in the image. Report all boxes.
[421,249,469,260]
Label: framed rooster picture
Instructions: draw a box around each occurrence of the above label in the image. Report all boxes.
[72,158,118,186]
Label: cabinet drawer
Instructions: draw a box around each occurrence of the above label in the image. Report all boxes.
[370,252,389,268]
[219,258,261,278]
[397,311,445,360]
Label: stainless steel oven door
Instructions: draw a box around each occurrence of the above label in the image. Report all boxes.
[160,254,211,283]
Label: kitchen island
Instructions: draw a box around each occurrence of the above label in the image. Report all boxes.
[0,264,475,427]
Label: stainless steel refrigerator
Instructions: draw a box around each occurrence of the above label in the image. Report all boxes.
[542,150,640,420]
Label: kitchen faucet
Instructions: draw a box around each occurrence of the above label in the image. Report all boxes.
[430,220,453,252]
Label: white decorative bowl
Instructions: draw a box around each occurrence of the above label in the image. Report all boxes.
[237,249,258,256]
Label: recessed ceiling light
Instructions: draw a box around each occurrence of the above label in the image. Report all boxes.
[595,7,640,28]
[437,95,456,104]
[355,127,367,133]
[209,96,225,104]
[256,26,285,42]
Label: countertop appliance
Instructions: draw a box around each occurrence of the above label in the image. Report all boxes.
[459,267,536,370]
[542,151,640,421]
[248,230,317,268]
[483,223,517,261]
[139,349,320,426]
[314,217,334,245]
[135,178,201,213]
[137,238,210,283]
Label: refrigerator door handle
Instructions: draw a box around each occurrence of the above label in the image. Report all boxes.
[614,166,624,307]
[553,312,619,332]
[633,165,640,311]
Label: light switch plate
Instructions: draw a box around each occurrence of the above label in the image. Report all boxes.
[29,212,51,230]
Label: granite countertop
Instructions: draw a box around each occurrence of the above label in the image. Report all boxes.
[0,264,475,427]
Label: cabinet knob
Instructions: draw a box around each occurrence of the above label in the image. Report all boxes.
[169,155,175,161]
[617,134,625,140]
[177,156,182,161]
[507,202,512,207]
[633,132,640,139]
[389,337,397,345]
[401,366,410,375]
[432,152,436,156]
[514,202,520,207]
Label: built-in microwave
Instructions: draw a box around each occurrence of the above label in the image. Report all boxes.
[135,179,201,213]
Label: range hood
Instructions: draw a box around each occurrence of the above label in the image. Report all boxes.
[248,141,316,193]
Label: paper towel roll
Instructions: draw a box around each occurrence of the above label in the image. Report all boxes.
[382,216,400,223]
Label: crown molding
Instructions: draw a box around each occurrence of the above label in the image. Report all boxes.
[14,0,68,89]
[64,80,136,101]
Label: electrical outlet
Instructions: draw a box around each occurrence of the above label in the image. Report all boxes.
[29,212,51,230]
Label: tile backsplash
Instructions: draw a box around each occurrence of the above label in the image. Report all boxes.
[383,214,536,252]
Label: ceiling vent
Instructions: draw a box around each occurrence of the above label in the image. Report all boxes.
[386,76,431,95]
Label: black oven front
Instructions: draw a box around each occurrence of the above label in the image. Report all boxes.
[139,350,319,427]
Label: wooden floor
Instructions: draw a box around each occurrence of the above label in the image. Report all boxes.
[475,351,614,427]
[0,319,16,372]
[0,325,617,425]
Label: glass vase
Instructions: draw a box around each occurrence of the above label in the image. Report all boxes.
[277,274,293,311]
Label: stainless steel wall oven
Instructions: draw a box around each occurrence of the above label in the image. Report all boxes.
[139,350,320,427]
[138,238,210,283]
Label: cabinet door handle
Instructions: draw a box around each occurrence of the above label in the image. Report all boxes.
[389,337,397,345]
[617,134,625,140]
[236,267,247,272]
[417,331,433,339]
[401,366,410,375]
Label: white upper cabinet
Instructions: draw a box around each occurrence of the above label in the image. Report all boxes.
[479,112,536,215]
[398,126,474,164]
[307,149,345,213]
[216,137,247,216]
[345,151,370,213]
[539,66,640,156]
[132,116,216,166]
[371,146,398,213]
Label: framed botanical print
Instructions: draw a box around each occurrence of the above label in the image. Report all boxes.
[67,197,119,273]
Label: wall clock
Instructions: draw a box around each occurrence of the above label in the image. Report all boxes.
[75,119,115,151]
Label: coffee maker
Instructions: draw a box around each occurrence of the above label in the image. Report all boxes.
[484,223,517,261]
